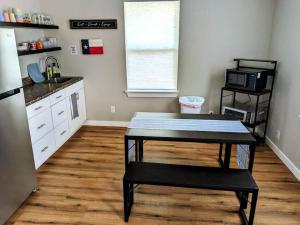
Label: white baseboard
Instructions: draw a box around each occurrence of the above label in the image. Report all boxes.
[85,120,129,127]
[266,137,300,181]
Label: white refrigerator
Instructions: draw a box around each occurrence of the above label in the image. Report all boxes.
[0,28,37,224]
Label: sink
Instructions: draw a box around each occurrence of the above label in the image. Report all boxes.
[44,77,72,84]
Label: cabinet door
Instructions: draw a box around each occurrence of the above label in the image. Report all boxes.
[28,108,54,144]
[54,121,70,148]
[51,99,68,128]
[32,131,56,169]
[66,88,87,134]
[26,97,50,119]
[50,89,66,106]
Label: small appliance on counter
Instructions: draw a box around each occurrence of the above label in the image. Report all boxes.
[225,68,269,91]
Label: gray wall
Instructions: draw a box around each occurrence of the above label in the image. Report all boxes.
[268,0,300,169]
[40,0,275,121]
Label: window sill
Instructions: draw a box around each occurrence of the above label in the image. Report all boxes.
[125,90,179,98]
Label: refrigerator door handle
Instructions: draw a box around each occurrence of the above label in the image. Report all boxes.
[0,88,20,100]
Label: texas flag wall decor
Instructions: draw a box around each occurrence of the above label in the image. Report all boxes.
[81,39,104,55]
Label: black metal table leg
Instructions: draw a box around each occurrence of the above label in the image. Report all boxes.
[138,140,144,162]
[218,144,224,167]
[248,144,256,173]
[224,144,232,168]
[125,137,129,171]
[240,144,257,209]
[135,140,139,162]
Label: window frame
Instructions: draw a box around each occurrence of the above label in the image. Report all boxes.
[124,0,180,98]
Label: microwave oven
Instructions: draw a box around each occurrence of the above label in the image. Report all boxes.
[222,103,267,124]
[225,68,269,91]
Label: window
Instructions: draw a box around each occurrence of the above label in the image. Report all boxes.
[124,1,180,97]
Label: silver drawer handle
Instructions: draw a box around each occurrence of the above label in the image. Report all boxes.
[56,95,63,99]
[58,111,65,116]
[60,130,67,136]
[41,146,49,153]
[34,106,43,111]
[37,123,46,130]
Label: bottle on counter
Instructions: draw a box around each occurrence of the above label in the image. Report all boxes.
[47,65,53,80]
[9,12,16,23]
[36,39,43,49]
[0,11,4,22]
[52,63,60,78]
[3,11,10,22]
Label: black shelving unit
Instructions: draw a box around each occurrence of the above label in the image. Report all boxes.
[18,47,62,56]
[0,21,59,29]
[219,58,277,142]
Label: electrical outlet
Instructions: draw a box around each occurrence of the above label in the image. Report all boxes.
[276,130,281,140]
[209,110,214,115]
[110,105,116,113]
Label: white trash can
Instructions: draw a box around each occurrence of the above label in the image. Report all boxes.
[179,96,205,114]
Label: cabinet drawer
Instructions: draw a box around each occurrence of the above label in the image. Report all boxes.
[50,89,66,106]
[51,99,67,128]
[32,131,56,169]
[26,97,50,119]
[28,108,53,144]
[65,80,84,96]
[54,121,69,148]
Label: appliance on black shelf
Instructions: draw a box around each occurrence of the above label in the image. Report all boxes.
[225,68,269,91]
[222,102,268,124]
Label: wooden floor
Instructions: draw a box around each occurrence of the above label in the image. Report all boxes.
[6,126,300,225]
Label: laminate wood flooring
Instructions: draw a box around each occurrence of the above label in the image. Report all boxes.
[6,126,300,225]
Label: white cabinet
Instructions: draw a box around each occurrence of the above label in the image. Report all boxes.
[28,108,53,143]
[50,89,66,106]
[32,131,56,169]
[65,81,87,134]
[51,99,68,128]
[26,80,86,169]
[54,121,70,148]
[26,97,50,119]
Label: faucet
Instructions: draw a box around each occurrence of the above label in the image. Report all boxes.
[44,56,61,80]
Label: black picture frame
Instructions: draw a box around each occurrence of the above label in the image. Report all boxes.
[69,19,117,29]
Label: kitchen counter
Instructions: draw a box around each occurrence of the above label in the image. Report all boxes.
[23,77,83,106]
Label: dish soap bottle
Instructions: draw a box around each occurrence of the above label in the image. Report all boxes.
[52,63,60,78]
[47,65,53,80]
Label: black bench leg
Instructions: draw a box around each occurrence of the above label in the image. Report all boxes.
[123,179,134,222]
[129,183,134,205]
[248,191,258,225]
[239,191,258,225]
[242,192,249,209]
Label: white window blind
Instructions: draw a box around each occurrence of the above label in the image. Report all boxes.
[124,1,180,94]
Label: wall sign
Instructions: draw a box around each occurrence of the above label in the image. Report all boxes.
[70,19,117,29]
[81,39,104,55]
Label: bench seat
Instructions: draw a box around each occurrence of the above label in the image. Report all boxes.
[124,162,258,192]
[123,162,259,225]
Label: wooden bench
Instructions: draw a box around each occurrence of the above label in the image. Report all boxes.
[123,162,259,225]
